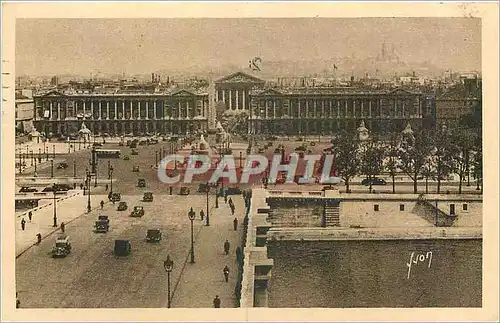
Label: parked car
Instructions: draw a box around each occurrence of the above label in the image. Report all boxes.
[197,183,210,193]
[131,149,139,155]
[19,187,37,193]
[132,165,140,172]
[143,192,153,202]
[42,184,72,192]
[117,201,128,211]
[131,206,145,217]
[94,220,109,233]
[110,192,121,202]
[123,155,130,160]
[179,187,190,195]
[361,177,387,186]
[51,235,72,258]
[137,178,146,188]
[146,229,162,243]
[224,187,242,196]
[114,239,131,256]
[56,162,69,169]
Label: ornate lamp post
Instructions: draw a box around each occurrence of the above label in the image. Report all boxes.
[50,159,54,178]
[188,207,196,263]
[163,255,174,308]
[109,165,114,194]
[86,168,92,213]
[205,182,210,227]
[53,144,56,158]
[52,183,58,227]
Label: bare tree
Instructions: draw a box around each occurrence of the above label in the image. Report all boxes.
[360,137,385,193]
[399,130,433,194]
[472,136,483,193]
[429,129,455,194]
[451,128,477,194]
[332,131,360,193]
[385,132,401,194]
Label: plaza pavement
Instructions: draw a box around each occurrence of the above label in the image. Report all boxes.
[15,193,245,308]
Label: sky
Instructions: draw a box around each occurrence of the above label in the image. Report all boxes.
[15,18,481,76]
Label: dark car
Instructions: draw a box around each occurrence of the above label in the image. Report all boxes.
[114,239,131,256]
[143,192,153,202]
[56,162,69,169]
[197,183,210,193]
[110,192,121,202]
[137,178,146,188]
[146,229,162,243]
[131,149,139,155]
[19,187,37,193]
[123,155,130,160]
[117,201,128,211]
[94,220,109,233]
[361,178,387,186]
[132,165,140,172]
[131,206,145,217]
[224,187,242,196]
[42,184,72,192]
[98,215,110,225]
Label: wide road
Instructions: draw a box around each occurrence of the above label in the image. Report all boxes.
[15,193,243,308]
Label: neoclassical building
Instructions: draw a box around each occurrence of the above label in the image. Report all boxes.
[33,89,210,136]
[33,71,428,137]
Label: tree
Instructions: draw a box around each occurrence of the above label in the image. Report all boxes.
[399,131,433,194]
[429,129,455,194]
[331,131,360,193]
[360,137,385,193]
[451,128,477,194]
[472,135,483,193]
[421,156,435,194]
[385,132,401,194]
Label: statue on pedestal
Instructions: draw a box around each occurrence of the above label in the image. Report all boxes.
[356,120,370,141]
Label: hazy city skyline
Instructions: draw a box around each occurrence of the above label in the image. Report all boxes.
[16,18,481,77]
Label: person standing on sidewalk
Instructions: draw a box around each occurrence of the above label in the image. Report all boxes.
[36,233,42,245]
[21,218,26,231]
[28,211,32,222]
[230,203,235,216]
[233,217,238,231]
[60,222,65,233]
[224,239,230,255]
[200,210,205,221]
[223,265,230,282]
[213,295,221,308]
[100,200,104,209]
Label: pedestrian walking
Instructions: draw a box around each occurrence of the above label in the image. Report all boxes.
[21,218,26,231]
[60,222,65,233]
[233,217,238,231]
[223,265,230,282]
[213,295,221,308]
[230,204,235,215]
[28,211,32,222]
[100,200,104,209]
[200,210,205,221]
[224,193,228,204]
[36,233,42,245]
[105,184,109,191]
[80,183,84,190]
[224,239,230,255]
[228,197,233,206]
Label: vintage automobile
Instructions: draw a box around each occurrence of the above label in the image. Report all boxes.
[143,192,153,202]
[146,229,162,243]
[179,187,190,195]
[132,165,140,172]
[94,219,109,233]
[309,141,316,146]
[197,183,210,193]
[117,201,128,211]
[114,239,131,256]
[131,149,139,155]
[224,187,243,196]
[361,177,387,186]
[130,206,145,217]
[137,178,146,188]
[42,183,72,192]
[110,192,121,202]
[123,155,130,160]
[19,187,38,193]
[56,162,69,169]
[51,235,72,258]
[98,215,110,225]
[118,141,124,147]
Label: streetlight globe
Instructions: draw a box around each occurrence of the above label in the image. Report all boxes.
[164,255,173,272]
[188,207,196,221]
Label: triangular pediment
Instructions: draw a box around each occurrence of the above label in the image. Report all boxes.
[171,89,195,97]
[388,88,416,96]
[42,90,66,97]
[259,89,282,96]
[215,71,265,84]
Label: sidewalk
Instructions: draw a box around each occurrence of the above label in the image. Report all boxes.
[171,196,244,308]
[15,193,108,257]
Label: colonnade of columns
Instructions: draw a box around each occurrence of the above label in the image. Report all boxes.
[216,88,249,110]
[250,97,422,120]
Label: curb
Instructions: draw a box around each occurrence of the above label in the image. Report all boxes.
[15,200,110,259]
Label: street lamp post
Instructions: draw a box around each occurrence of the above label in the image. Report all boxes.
[94,159,98,187]
[188,207,196,263]
[30,150,33,166]
[109,165,114,194]
[38,148,42,163]
[155,151,158,166]
[206,182,210,226]
[53,144,56,158]
[52,183,58,227]
[163,255,174,308]
[50,159,54,178]
[86,169,92,213]
[45,146,48,161]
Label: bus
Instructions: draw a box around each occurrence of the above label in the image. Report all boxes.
[95,149,121,158]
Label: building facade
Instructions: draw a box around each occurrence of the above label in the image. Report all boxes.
[33,89,209,136]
